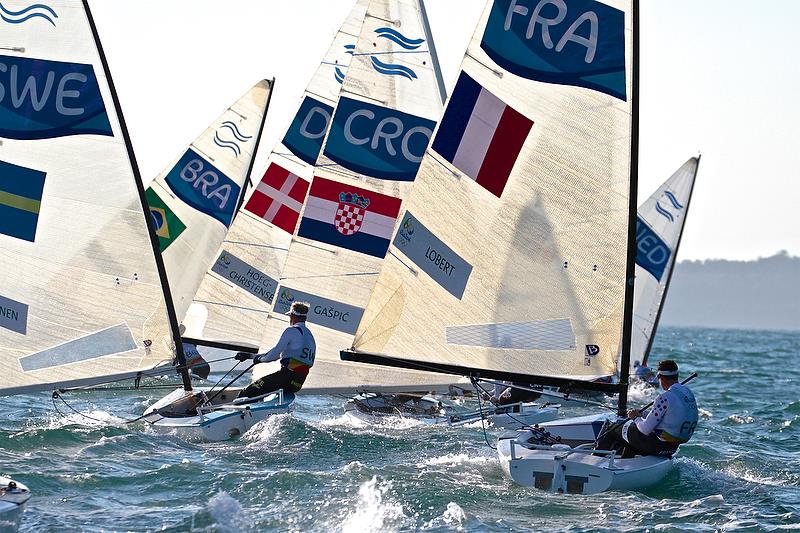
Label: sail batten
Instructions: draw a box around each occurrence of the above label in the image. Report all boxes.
[348,0,636,390]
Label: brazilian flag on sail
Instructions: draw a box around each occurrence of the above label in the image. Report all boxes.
[145,187,186,251]
[0,159,47,243]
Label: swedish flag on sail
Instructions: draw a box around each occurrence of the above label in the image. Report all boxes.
[145,187,186,251]
[0,159,46,242]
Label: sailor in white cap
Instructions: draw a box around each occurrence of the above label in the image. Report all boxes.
[598,359,698,457]
[235,301,316,398]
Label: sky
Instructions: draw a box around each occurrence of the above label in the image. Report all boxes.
[89,0,800,262]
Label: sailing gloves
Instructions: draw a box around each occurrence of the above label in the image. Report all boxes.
[235,352,282,364]
[235,352,253,362]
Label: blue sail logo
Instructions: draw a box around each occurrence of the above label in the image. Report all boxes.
[282,96,334,166]
[480,0,627,100]
[323,97,436,182]
[655,190,684,222]
[0,55,112,140]
[636,216,671,282]
[213,120,252,157]
[164,148,242,227]
[0,2,57,26]
[375,27,425,50]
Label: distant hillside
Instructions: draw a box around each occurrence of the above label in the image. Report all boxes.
[660,251,800,331]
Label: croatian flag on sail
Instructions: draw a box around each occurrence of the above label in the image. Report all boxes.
[297,177,401,258]
[432,71,533,198]
[245,163,310,235]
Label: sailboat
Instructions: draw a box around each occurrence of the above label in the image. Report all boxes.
[139,83,283,440]
[338,0,662,493]
[0,0,192,520]
[0,477,30,532]
[631,155,700,382]
[253,0,558,429]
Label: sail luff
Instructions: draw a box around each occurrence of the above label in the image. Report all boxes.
[81,0,188,390]
[641,154,701,365]
[417,0,446,105]
[618,0,641,417]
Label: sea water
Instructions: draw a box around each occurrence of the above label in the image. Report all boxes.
[1,327,798,532]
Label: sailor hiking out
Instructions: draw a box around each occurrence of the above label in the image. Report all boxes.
[236,301,316,398]
[598,359,698,457]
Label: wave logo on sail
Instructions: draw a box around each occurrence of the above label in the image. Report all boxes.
[282,96,334,166]
[323,97,435,182]
[655,190,684,223]
[0,2,57,26]
[635,216,670,282]
[164,148,242,228]
[0,159,46,242]
[334,44,355,85]
[212,120,251,158]
[375,27,425,50]
[0,55,113,140]
[370,56,417,80]
[480,0,627,101]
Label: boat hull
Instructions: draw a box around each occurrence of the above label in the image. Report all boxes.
[144,388,294,441]
[497,430,673,494]
[0,477,30,532]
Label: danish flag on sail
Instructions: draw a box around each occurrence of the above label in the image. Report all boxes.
[297,177,401,258]
[432,71,533,198]
[244,163,310,234]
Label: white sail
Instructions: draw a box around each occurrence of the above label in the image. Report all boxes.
[187,0,369,348]
[146,80,271,327]
[632,156,699,366]
[347,0,635,383]
[254,0,457,393]
[0,0,180,394]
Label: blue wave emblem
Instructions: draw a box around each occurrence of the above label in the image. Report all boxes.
[655,202,675,222]
[370,56,417,80]
[220,121,252,142]
[344,44,355,55]
[664,190,684,210]
[0,2,57,26]
[213,122,251,158]
[334,66,346,84]
[374,27,424,50]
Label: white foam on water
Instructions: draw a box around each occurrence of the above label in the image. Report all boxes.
[423,502,467,530]
[628,382,658,404]
[207,491,252,532]
[43,409,125,431]
[242,413,290,444]
[76,434,130,455]
[421,453,492,467]
[339,477,407,533]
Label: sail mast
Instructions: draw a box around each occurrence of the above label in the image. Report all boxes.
[642,154,701,366]
[82,0,190,390]
[618,0,641,417]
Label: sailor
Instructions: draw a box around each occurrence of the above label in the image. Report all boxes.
[235,302,316,398]
[598,359,698,457]
[633,360,657,386]
[178,325,210,380]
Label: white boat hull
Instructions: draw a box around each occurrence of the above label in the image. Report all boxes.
[144,388,294,441]
[0,477,30,532]
[497,420,674,494]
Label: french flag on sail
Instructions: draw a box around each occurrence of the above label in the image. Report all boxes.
[432,71,533,198]
[297,177,401,258]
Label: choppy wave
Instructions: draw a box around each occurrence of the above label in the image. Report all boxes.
[3,327,800,531]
